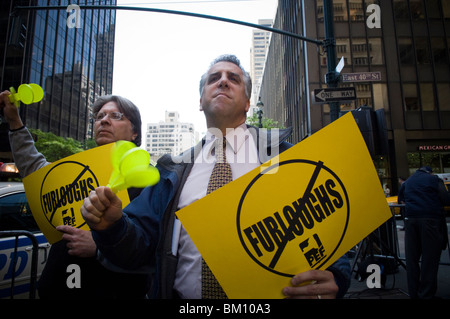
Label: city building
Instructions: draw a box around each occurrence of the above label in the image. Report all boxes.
[250,18,273,115]
[0,0,116,160]
[259,0,450,193]
[145,111,196,162]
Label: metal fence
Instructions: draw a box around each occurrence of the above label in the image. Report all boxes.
[0,230,38,299]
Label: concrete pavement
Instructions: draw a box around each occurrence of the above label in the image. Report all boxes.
[344,217,450,299]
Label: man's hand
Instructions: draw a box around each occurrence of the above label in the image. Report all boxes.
[282,269,338,299]
[56,225,97,257]
[80,186,123,231]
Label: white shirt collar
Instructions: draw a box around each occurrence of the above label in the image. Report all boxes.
[204,123,249,159]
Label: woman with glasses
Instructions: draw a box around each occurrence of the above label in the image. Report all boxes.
[0,91,148,299]
[91,95,142,147]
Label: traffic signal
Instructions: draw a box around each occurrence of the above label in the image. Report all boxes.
[9,15,27,49]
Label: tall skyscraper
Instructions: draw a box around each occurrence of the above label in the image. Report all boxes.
[250,19,272,115]
[0,0,116,160]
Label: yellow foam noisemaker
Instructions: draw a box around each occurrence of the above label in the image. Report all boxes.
[8,83,44,107]
[107,140,160,193]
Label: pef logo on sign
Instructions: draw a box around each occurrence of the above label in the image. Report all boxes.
[40,161,99,229]
[237,160,349,277]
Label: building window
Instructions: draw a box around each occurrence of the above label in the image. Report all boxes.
[410,0,426,20]
[403,84,421,129]
[437,83,450,111]
[420,83,436,111]
[443,1,450,18]
[354,57,369,65]
[349,0,364,22]
[426,0,441,19]
[415,37,431,64]
[420,83,439,128]
[431,37,448,64]
[393,0,409,20]
[369,38,383,65]
[399,38,415,65]
[352,43,370,52]
[336,44,346,53]
[336,39,351,65]
[437,85,450,128]
[403,84,419,111]
[373,84,389,111]
[407,152,450,175]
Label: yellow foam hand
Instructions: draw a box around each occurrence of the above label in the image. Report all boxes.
[107,140,160,193]
[8,83,44,107]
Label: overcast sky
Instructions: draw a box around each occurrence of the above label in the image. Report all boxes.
[112,0,278,142]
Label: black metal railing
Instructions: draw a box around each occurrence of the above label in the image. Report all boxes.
[0,230,38,299]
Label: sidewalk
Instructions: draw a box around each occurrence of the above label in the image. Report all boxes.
[344,218,450,299]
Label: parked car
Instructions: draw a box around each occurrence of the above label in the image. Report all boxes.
[0,182,50,298]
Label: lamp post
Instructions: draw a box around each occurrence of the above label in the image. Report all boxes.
[256,99,264,128]
[323,0,340,122]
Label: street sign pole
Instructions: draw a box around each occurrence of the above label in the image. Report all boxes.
[323,0,340,123]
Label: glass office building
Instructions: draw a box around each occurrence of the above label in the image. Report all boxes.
[259,0,450,192]
[0,0,116,157]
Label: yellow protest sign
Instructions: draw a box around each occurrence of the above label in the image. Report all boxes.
[176,112,392,298]
[22,143,130,244]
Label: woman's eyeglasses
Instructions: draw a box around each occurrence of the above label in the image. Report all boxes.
[92,111,124,121]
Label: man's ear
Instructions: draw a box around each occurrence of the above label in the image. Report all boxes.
[244,98,250,112]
